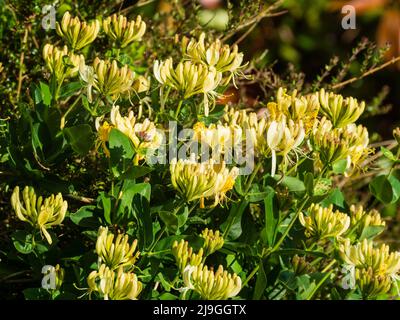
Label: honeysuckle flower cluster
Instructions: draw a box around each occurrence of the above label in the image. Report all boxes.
[103,14,146,48]
[153,58,222,116]
[96,226,140,270]
[169,156,239,208]
[56,11,100,51]
[79,57,135,100]
[339,239,400,298]
[318,89,365,128]
[200,228,224,256]
[11,186,67,244]
[267,87,320,132]
[299,203,350,241]
[95,105,163,164]
[183,264,242,300]
[181,32,246,85]
[87,264,142,300]
[43,44,84,81]
[345,205,385,241]
[172,239,204,273]
[309,117,370,174]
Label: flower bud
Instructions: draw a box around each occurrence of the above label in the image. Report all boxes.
[103,14,146,48]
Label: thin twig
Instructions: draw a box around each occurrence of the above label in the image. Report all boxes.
[331,56,400,90]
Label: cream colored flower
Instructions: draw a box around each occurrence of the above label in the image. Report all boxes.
[11,186,67,244]
[170,156,239,208]
[56,11,100,51]
[87,264,142,300]
[101,105,162,164]
[299,203,350,240]
[103,14,146,48]
[43,44,84,81]
[153,58,222,116]
[96,226,140,270]
[267,87,320,132]
[172,239,204,273]
[339,239,400,277]
[355,267,392,298]
[200,228,224,256]
[309,117,371,174]
[346,205,385,240]
[266,117,305,177]
[182,32,245,85]
[87,58,135,98]
[183,264,241,300]
[318,89,365,128]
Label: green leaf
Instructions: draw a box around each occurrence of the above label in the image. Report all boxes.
[304,172,314,196]
[221,200,248,240]
[59,82,82,99]
[122,166,154,180]
[332,159,348,174]
[108,128,135,177]
[63,124,94,155]
[99,192,112,225]
[359,225,385,241]
[262,187,279,247]
[253,260,267,300]
[369,175,397,204]
[40,82,52,106]
[159,211,178,233]
[11,230,34,254]
[70,205,98,227]
[381,147,397,162]
[277,176,305,192]
[321,188,346,209]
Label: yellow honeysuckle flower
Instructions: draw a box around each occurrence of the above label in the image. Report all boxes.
[192,121,242,157]
[183,264,241,300]
[266,117,305,177]
[339,239,400,277]
[43,44,84,81]
[267,87,320,132]
[103,14,146,48]
[346,205,385,240]
[318,89,365,128]
[100,105,162,164]
[172,239,204,274]
[309,117,370,174]
[182,32,245,84]
[95,119,112,157]
[153,58,222,116]
[169,156,239,208]
[87,264,142,300]
[299,203,350,240]
[355,267,392,299]
[96,226,140,270]
[200,228,224,256]
[11,186,67,244]
[56,11,100,51]
[91,57,135,98]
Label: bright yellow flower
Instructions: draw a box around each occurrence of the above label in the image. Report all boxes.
[339,239,400,277]
[103,14,146,48]
[170,156,239,208]
[172,239,204,273]
[200,228,224,256]
[43,44,84,81]
[355,267,392,299]
[346,205,385,240]
[56,11,100,51]
[96,226,140,270]
[299,203,350,240]
[11,186,67,244]
[153,58,222,116]
[318,89,365,128]
[87,264,142,300]
[183,264,241,300]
